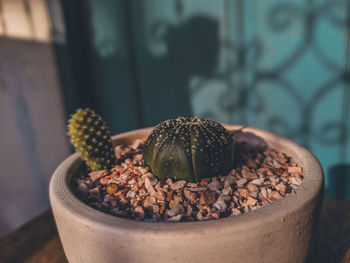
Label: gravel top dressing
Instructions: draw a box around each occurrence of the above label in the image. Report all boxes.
[72,130,304,222]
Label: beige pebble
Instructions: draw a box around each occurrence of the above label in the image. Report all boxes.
[168,204,185,217]
[171,180,187,190]
[246,196,257,206]
[231,208,242,215]
[241,168,258,180]
[199,190,216,205]
[247,183,259,193]
[154,190,166,201]
[275,182,287,196]
[184,189,197,202]
[169,199,180,209]
[236,178,248,187]
[145,177,156,194]
[143,196,157,207]
[288,166,303,176]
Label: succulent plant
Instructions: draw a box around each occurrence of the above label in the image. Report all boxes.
[143,117,233,182]
[68,109,116,171]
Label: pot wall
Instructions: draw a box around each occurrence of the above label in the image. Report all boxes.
[50,125,324,263]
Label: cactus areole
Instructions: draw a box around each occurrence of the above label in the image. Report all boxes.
[143,117,233,182]
[68,109,116,171]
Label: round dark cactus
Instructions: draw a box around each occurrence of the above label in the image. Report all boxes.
[143,117,233,182]
[68,108,116,171]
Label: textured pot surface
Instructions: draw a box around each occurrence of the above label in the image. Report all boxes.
[50,125,324,263]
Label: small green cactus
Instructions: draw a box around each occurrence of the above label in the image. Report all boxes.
[143,117,233,182]
[68,109,116,171]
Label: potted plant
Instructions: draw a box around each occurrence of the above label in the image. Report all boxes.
[50,109,323,263]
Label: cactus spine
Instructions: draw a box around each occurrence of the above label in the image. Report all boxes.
[68,109,116,171]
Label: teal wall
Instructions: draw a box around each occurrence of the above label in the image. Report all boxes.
[53,0,350,199]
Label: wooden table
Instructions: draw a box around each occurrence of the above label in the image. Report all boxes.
[0,199,349,263]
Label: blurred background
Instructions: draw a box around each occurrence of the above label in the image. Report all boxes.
[1,0,350,237]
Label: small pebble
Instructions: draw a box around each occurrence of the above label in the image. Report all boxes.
[246,197,258,206]
[168,204,185,217]
[236,178,248,187]
[77,183,89,197]
[106,183,119,195]
[199,190,216,205]
[241,169,258,180]
[89,170,107,181]
[247,183,259,193]
[207,179,223,191]
[74,137,304,222]
[167,214,182,222]
[231,208,242,215]
[169,200,180,209]
[170,180,187,190]
[224,175,236,188]
[145,177,156,193]
[251,178,264,186]
[184,189,197,202]
[154,190,166,201]
[213,199,227,211]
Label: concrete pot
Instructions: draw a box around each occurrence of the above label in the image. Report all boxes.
[50,125,324,263]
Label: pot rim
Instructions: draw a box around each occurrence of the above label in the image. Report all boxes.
[50,124,323,235]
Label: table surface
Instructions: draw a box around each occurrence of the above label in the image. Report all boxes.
[0,198,349,263]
